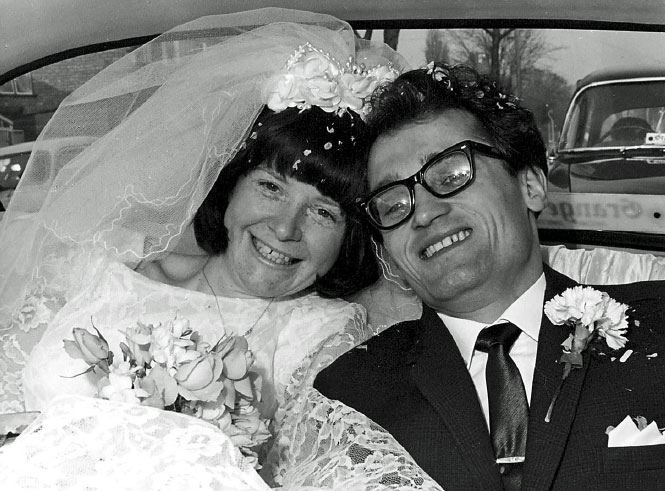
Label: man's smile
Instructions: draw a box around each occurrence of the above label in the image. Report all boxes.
[252,236,300,266]
[421,229,472,259]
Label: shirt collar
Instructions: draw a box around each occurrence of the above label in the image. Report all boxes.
[438,274,546,368]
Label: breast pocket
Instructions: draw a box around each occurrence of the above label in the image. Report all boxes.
[600,445,665,490]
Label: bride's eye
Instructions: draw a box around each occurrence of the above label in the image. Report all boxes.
[257,179,282,195]
[309,205,343,226]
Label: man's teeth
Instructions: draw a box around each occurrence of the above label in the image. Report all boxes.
[423,230,471,258]
[254,238,295,265]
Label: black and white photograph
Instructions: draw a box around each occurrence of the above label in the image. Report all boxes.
[1,1,664,490]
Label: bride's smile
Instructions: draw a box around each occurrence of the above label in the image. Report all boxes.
[251,236,300,266]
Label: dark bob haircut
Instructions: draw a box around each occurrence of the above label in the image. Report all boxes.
[365,62,548,178]
[194,105,379,298]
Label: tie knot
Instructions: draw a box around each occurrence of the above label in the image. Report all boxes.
[475,322,521,353]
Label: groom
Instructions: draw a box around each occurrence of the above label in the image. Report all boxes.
[315,63,665,490]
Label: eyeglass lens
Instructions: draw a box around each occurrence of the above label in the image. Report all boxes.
[368,150,472,228]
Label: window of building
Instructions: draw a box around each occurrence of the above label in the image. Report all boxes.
[0,73,33,95]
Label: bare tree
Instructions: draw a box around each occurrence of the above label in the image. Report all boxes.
[446,28,557,95]
[504,30,553,96]
[354,29,374,41]
[383,29,400,50]
[425,29,449,63]
[520,68,572,144]
[353,29,400,50]
[443,28,568,140]
[483,28,516,82]
[447,29,515,82]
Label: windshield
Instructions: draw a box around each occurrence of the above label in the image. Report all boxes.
[560,79,665,150]
[3,21,665,252]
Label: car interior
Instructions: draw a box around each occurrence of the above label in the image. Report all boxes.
[1,3,665,482]
[0,3,664,263]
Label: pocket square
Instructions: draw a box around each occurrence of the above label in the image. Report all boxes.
[606,415,665,447]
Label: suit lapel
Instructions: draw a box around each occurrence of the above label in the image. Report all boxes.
[410,305,502,490]
[522,266,591,490]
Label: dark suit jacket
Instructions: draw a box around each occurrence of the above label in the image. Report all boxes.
[315,265,665,490]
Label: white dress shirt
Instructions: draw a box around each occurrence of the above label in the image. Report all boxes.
[438,274,546,429]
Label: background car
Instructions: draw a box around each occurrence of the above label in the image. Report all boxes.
[549,66,665,195]
[539,65,665,253]
[0,141,32,209]
[0,137,97,213]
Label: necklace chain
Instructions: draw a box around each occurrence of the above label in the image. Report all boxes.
[202,267,274,336]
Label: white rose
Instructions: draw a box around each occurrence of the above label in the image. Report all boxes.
[370,65,398,84]
[99,371,148,405]
[341,72,374,98]
[296,51,338,80]
[149,324,175,366]
[302,78,340,110]
[171,317,190,338]
[266,74,299,112]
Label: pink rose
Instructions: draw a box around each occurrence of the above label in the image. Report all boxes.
[215,336,254,380]
[174,352,225,402]
[63,326,113,370]
[226,406,272,450]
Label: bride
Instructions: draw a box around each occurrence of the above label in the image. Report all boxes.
[0,7,450,490]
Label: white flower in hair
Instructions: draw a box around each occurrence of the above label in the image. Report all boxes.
[265,43,399,119]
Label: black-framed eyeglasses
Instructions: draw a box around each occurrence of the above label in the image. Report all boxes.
[357,140,506,230]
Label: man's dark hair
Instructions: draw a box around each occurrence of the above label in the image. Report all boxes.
[194,105,378,298]
[366,63,548,177]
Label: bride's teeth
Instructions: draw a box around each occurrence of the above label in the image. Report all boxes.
[423,230,471,258]
[254,239,295,265]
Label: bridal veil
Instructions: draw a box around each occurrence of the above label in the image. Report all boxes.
[0,8,407,319]
[0,9,407,410]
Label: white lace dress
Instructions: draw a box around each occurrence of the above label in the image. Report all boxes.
[0,254,442,490]
[18,256,363,416]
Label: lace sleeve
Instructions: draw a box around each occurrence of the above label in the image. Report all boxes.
[0,281,65,413]
[263,325,444,490]
[270,297,367,401]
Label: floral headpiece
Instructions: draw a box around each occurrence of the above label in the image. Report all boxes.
[265,43,399,119]
[425,61,519,110]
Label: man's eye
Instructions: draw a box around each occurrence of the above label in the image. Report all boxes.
[385,201,408,217]
[439,171,469,186]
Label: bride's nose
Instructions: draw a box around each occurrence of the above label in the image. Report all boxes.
[271,205,304,241]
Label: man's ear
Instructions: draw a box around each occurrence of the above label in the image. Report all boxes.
[520,166,548,214]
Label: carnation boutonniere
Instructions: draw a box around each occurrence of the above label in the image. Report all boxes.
[543,286,631,422]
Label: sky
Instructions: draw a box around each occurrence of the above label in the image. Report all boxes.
[375,29,665,85]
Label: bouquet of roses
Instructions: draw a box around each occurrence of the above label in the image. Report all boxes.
[63,316,271,466]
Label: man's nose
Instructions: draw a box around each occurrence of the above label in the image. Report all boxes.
[272,206,304,241]
[411,184,452,228]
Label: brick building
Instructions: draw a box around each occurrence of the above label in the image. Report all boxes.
[0,48,132,146]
